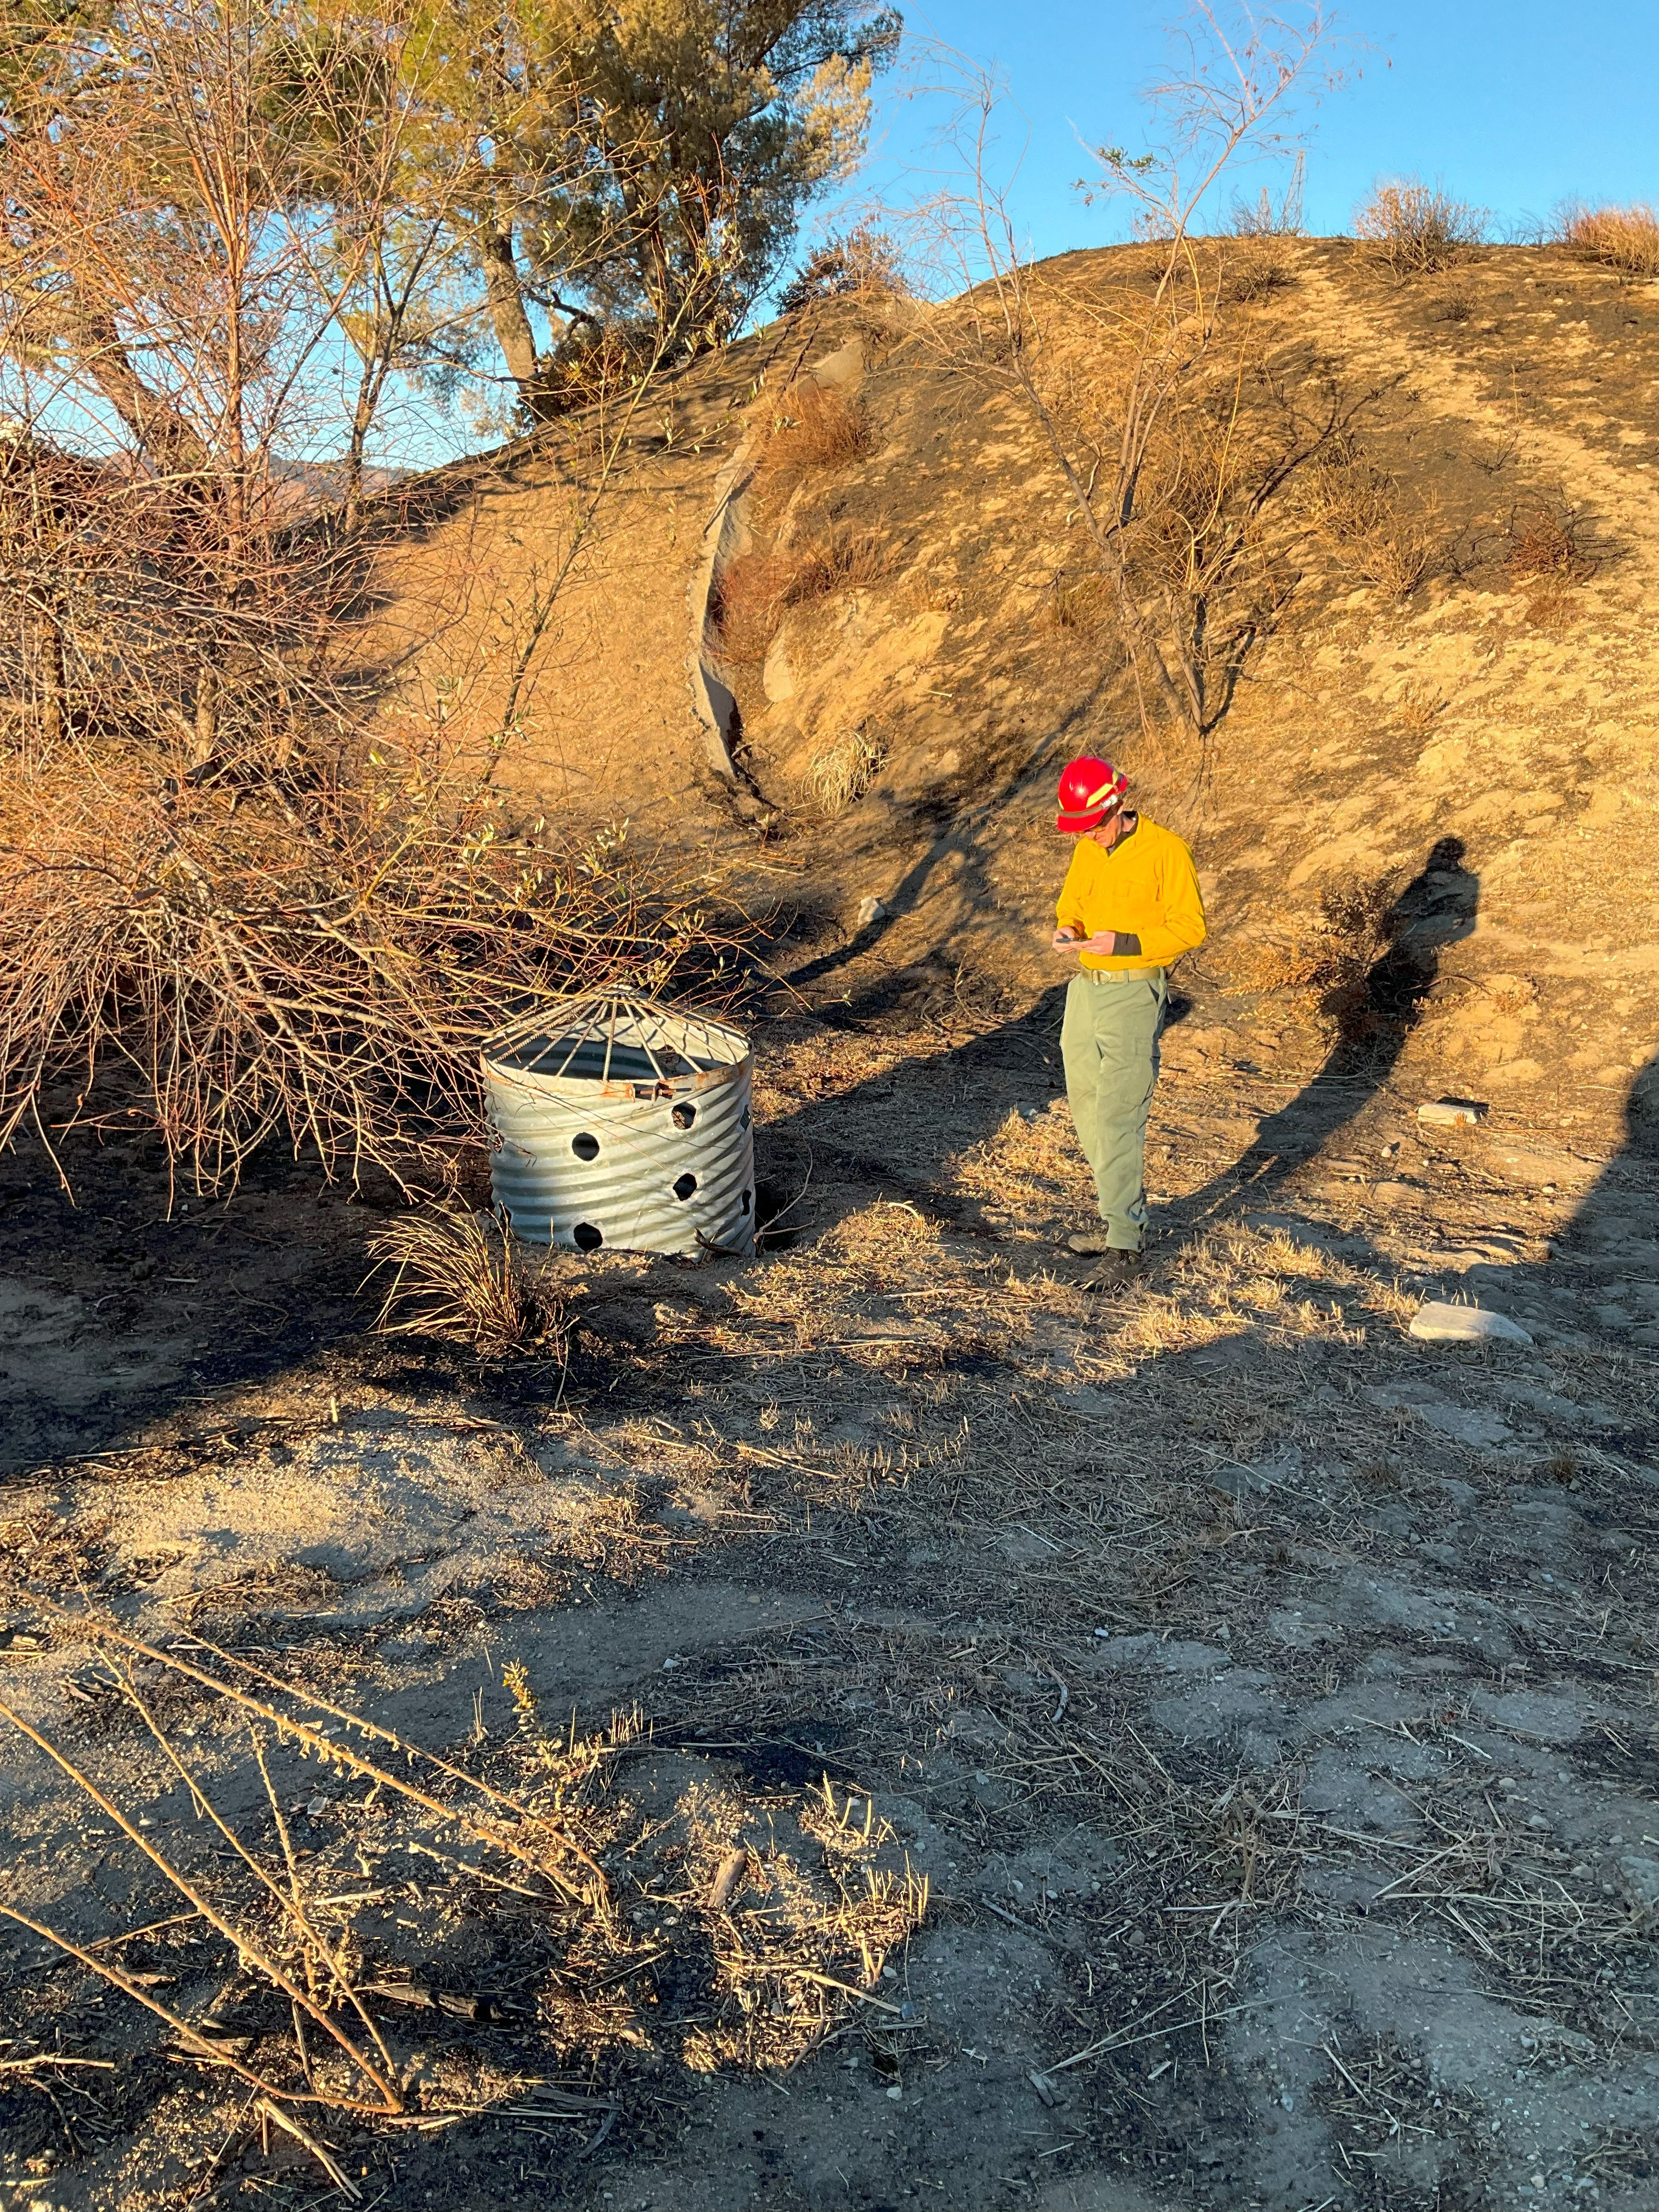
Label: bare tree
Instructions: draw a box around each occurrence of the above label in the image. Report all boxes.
[902,6,1347,748]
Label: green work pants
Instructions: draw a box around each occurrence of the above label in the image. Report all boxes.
[1060,968,1169,1250]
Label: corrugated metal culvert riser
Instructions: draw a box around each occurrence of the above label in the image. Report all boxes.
[482,992,756,1260]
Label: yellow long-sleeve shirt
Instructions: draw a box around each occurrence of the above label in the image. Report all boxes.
[1056,815,1207,972]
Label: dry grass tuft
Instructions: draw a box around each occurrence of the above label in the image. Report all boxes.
[365,1204,568,1358]
[1432,284,1474,324]
[808,726,887,815]
[1395,680,1447,739]
[708,550,799,664]
[1353,180,1487,276]
[761,381,870,481]
[1556,202,1659,278]
[789,526,887,601]
[1047,573,1109,630]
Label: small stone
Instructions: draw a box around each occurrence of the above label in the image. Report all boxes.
[1418,1099,1486,1127]
[1410,1300,1533,1346]
[886,2084,903,2101]
[854,895,888,929]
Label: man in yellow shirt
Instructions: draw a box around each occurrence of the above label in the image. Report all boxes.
[1049,755,1206,1284]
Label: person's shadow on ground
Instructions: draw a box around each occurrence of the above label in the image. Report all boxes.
[1166,836,1480,1244]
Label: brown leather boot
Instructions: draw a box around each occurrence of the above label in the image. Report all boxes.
[1082,1247,1141,1292]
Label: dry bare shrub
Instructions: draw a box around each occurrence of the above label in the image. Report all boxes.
[1353,180,1487,276]
[1227,235,1297,302]
[808,726,886,815]
[0,1617,611,2135]
[366,1204,568,1357]
[1220,872,1402,1025]
[0,739,740,1193]
[778,225,907,313]
[1556,202,1659,278]
[761,380,869,481]
[1502,501,1601,626]
[1300,447,1433,597]
[708,550,798,663]
[1505,502,1596,584]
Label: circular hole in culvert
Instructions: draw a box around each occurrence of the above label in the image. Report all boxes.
[671,1102,697,1131]
[740,1106,752,1130]
[573,1222,603,1251]
[672,1173,698,1202]
[571,1132,600,1161]
[740,1188,752,1214]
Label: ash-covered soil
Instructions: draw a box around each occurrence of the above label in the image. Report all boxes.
[2,950,1656,2212]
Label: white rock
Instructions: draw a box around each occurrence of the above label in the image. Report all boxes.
[854,895,888,929]
[1410,1301,1533,1346]
[1418,1099,1485,1127]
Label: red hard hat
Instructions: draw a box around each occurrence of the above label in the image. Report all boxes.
[1056,755,1128,833]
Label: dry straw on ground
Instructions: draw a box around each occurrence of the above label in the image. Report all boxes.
[1353,181,1487,277]
[0,1613,928,2161]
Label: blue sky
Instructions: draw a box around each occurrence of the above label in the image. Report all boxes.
[840,0,1659,261]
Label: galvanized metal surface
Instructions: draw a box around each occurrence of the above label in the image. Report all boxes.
[483,993,756,1259]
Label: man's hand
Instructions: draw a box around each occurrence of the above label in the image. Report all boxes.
[1053,927,1119,956]
[1052,926,1084,952]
